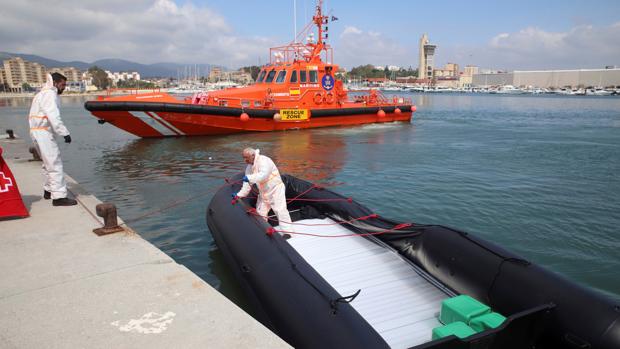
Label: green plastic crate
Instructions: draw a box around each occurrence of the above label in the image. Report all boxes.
[469,312,506,332]
[432,321,477,340]
[440,295,491,325]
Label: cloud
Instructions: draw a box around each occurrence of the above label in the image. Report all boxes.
[444,23,620,70]
[336,26,414,69]
[341,26,363,35]
[0,0,275,67]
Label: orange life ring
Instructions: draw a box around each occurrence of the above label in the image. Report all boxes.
[313,92,323,104]
[325,92,335,104]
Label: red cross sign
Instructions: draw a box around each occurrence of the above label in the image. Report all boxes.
[0,147,29,218]
[0,171,13,193]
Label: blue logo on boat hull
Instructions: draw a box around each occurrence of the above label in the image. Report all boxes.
[322,75,334,91]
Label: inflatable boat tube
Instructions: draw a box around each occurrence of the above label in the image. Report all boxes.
[207,174,620,349]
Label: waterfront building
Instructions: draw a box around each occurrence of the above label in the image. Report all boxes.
[365,77,389,87]
[0,68,5,90]
[227,70,253,84]
[395,76,418,84]
[418,34,436,80]
[472,68,620,88]
[434,77,459,88]
[208,67,223,82]
[208,67,252,84]
[457,65,478,88]
[48,67,82,83]
[2,57,47,92]
[445,63,459,76]
[464,65,479,77]
[105,71,141,84]
[434,63,459,78]
[374,65,401,71]
[0,57,84,92]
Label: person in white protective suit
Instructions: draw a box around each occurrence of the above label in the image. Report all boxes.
[28,72,77,206]
[233,148,294,237]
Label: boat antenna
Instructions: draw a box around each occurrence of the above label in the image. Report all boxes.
[314,0,324,46]
[293,0,297,43]
[308,0,327,61]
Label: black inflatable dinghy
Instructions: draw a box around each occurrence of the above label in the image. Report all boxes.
[207,174,619,349]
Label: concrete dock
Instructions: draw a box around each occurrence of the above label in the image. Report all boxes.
[0,136,290,348]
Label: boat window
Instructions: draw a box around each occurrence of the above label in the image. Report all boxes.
[265,70,276,83]
[255,70,266,83]
[309,70,318,83]
[275,70,287,83]
[290,70,298,83]
[300,70,307,83]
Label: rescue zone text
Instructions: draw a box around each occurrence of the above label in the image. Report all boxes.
[280,109,309,121]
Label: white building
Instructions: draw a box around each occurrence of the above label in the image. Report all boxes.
[472,68,620,88]
[374,65,401,71]
[105,71,141,83]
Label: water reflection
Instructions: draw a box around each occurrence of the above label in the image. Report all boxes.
[97,136,239,181]
[97,128,349,184]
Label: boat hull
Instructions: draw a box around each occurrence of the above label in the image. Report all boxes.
[207,174,620,349]
[85,101,414,137]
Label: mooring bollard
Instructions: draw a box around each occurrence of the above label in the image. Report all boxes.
[28,146,42,161]
[93,203,124,236]
[6,129,15,139]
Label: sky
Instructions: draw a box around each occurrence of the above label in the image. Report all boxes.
[1,0,619,71]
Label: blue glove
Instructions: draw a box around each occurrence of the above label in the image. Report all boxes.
[243,175,249,182]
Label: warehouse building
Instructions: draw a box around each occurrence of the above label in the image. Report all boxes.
[472,68,620,88]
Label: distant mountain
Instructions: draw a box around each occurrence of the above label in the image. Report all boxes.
[0,52,90,71]
[0,52,219,78]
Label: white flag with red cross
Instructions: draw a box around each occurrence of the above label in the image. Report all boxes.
[0,146,29,219]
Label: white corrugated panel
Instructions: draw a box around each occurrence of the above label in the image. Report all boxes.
[285,218,449,348]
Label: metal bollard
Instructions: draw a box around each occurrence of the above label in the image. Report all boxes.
[93,203,125,236]
[6,129,15,139]
[28,146,42,161]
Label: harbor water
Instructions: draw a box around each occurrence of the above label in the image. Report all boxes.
[1,93,619,306]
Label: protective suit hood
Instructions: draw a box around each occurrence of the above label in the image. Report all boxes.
[41,74,56,92]
[253,148,260,165]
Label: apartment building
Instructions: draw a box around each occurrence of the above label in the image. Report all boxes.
[49,66,82,82]
[1,57,46,92]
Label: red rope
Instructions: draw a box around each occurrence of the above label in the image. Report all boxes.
[231,177,351,205]
[125,176,240,225]
[287,197,353,203]
[286,184,317,204]
[231,175,411,239]
[265,222,414,238]
[249,209,379,226]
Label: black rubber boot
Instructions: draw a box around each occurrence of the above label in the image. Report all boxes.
[52,197,78,206]
[43,190,51,200]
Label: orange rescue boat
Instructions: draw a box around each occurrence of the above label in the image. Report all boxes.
[84,1,416,137]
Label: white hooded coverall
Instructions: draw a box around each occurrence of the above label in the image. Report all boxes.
[28,74,70,200]
[237,149,293,233]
